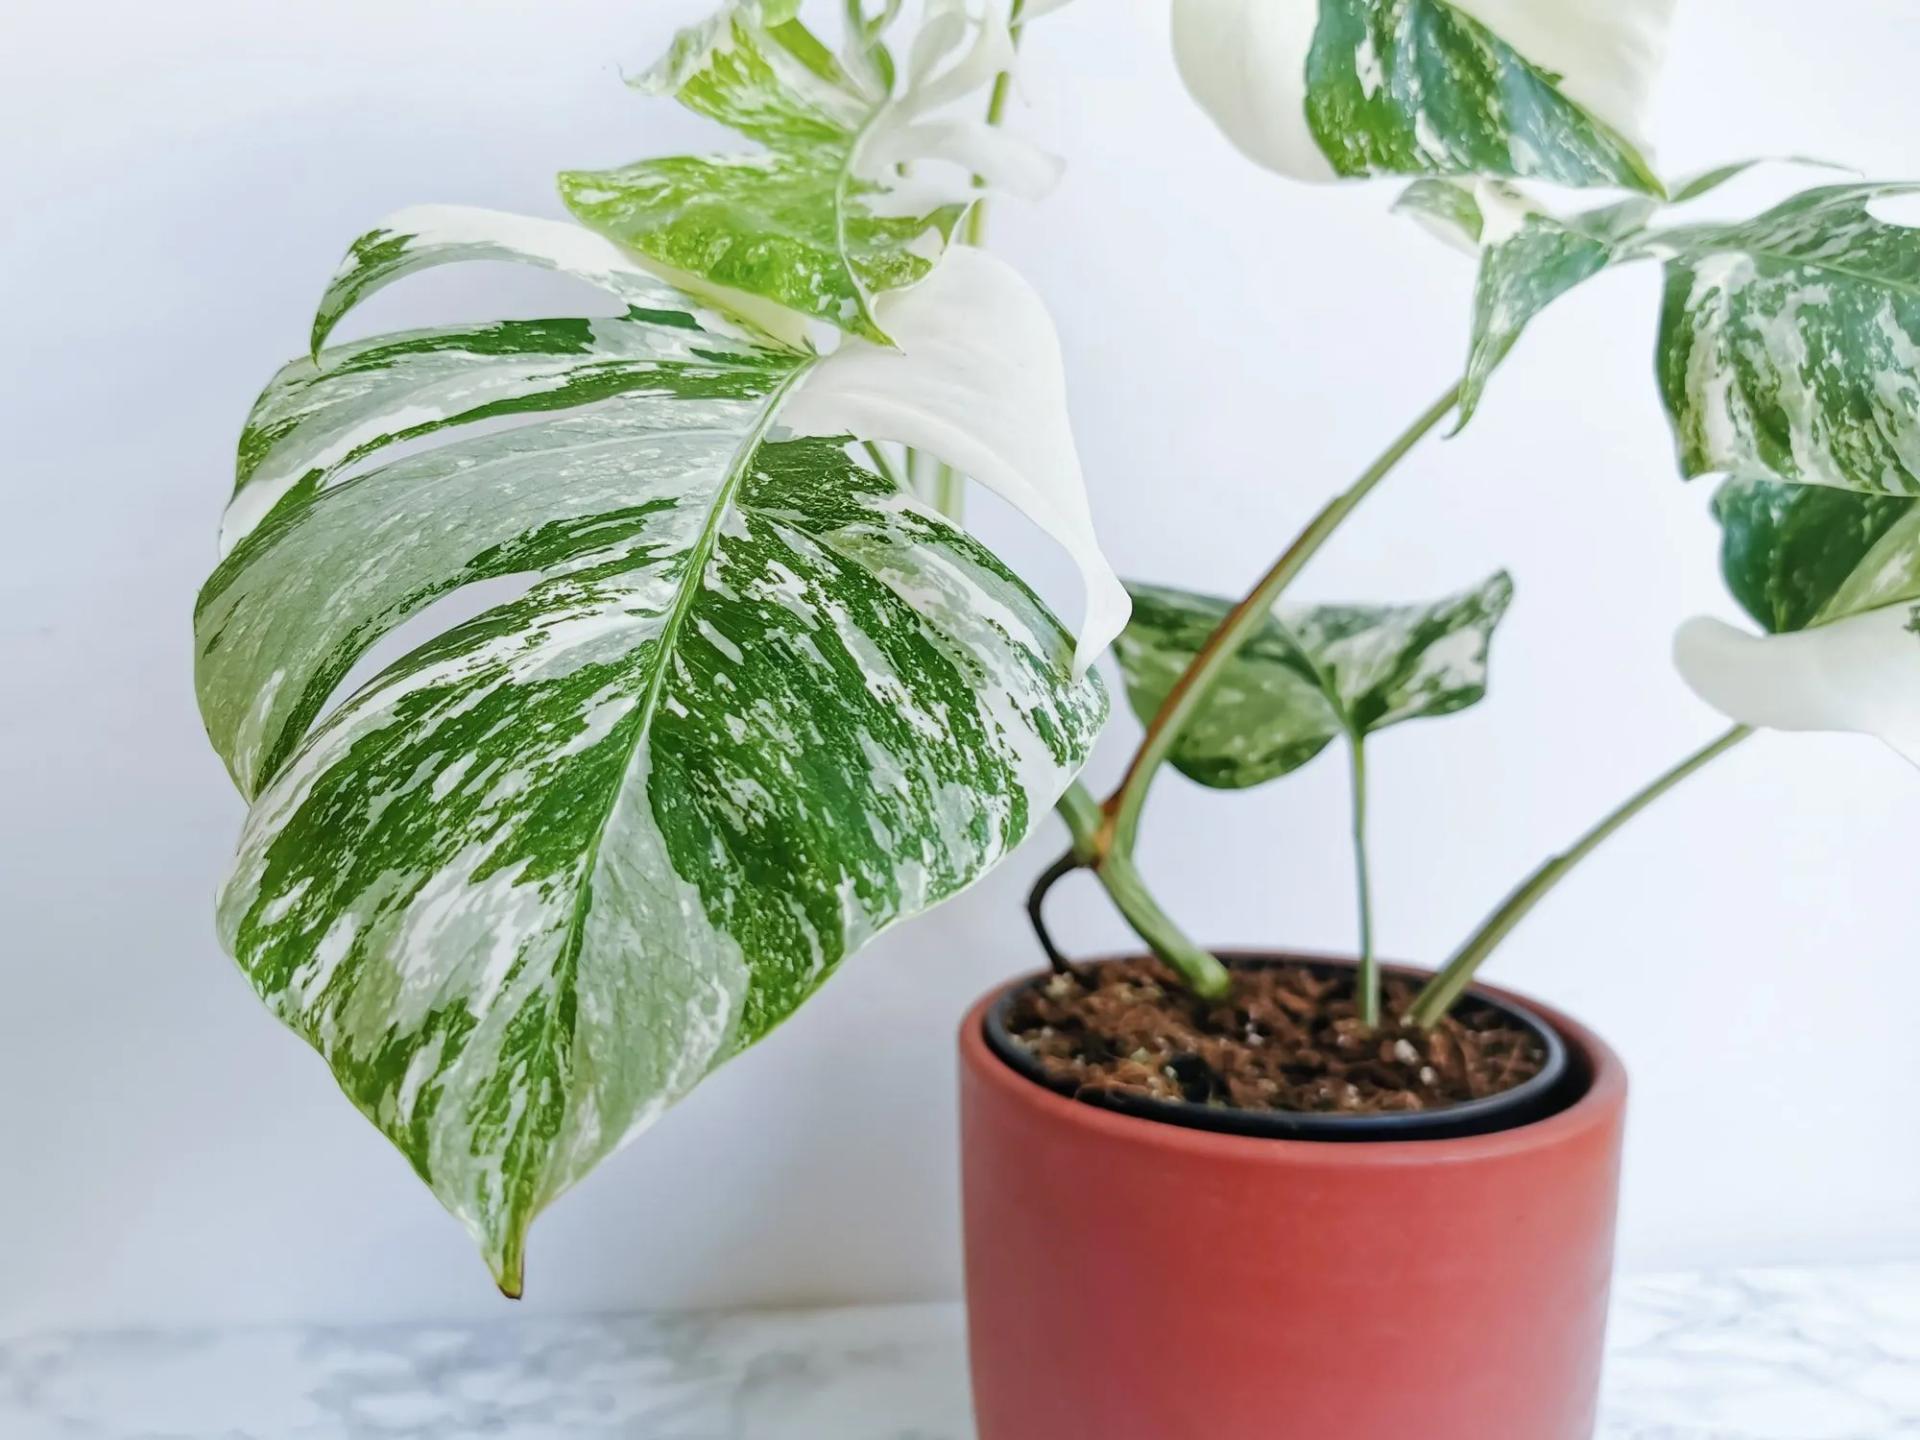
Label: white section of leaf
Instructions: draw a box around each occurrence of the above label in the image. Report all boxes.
[331,204,816,358]
[623,251,821,352]
[855,0,1062,219]
[231,206,719,553]
[1449,0,1677,159]
[1674,608,1920,765]
[1171,0,1334,182]
[1867,190,1920,230]
[903,0,1015,109]
[318,207,666,342]
[859,119,1062,217]
[780,246,1127,674]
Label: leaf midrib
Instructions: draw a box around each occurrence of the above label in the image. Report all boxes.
[1269,614,1354,739]
[507,362,815,1233]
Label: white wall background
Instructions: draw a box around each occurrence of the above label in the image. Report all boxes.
[6,0,1920,1339]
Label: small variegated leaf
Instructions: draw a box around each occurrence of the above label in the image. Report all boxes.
[198,206,1113,1293]
[1392,175,1499,251]
[1459,198,1654,427]
[1172,0,1671,192]
[1405,176,1920,443]
[1114,573,1513,789]
[1657,184,1920,497]
[1114,586,1343,789]
[559,0,1050,345]
[1396,179,1659,427]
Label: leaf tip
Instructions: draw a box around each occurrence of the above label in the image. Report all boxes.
[1443,393,1475,438]
[485,1225,529,1300]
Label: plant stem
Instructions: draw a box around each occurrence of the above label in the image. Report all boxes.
[962,0,1027,250]
[861,440,904,492]
[1033,780,1231,996]
[964,0,1214,996]
[1101,383,1462,859]
[1405,723,1753,1028]
[1347,736,1378,1027]
[1054,777,1104,863]
[932,0,1031,524]
[931,461,965,523]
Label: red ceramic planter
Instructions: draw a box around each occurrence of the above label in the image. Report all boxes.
[959,955,1628,1440]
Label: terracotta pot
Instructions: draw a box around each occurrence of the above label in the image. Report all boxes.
[959,953,1628,1440]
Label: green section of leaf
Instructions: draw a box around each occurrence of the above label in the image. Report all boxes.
[1304,0,1661,194]
[229,314,784,561]
[560,154,961,346]
[560,1,959,344]
[639,0,866,146]
[1113,588,1340,789]
[199,205,1106,1294]
[1458,209,1640,426]
[1657,184,1920,498]
[1113,573,1513,790]
[1712,476,1920,633]
[1393,175,1487,246]
[1396,180,1657,428]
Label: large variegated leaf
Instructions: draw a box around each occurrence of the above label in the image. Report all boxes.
[1171,0,1671,192]
[218,207,1126,690]
[1113,573,1512,788]
[558,0,1053,346]
[197,206,1112,1293]
[1657,184,1920,498]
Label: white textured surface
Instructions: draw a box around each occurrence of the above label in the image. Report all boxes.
[3,1266,1916,1439]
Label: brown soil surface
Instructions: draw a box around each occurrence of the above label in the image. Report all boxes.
[1003,957,1548,1115]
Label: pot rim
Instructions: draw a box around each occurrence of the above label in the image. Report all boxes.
[962,950,1628,1163]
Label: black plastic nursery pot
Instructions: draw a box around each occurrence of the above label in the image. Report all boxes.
[983,950,1575,1141]
[959,951,1629,1440]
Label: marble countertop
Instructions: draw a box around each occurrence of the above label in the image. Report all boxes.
[4,1264,1916,1439]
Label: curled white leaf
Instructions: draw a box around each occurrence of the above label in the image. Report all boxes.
[1172,0,1332,181]
[904,0,1015,108]
[781,246,1127,675]
[1674,608,1920,765]
[854,0,1062,219]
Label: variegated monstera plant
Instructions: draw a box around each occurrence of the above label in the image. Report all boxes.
[196,0,1920,1290]
[196,0,1119,1294]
